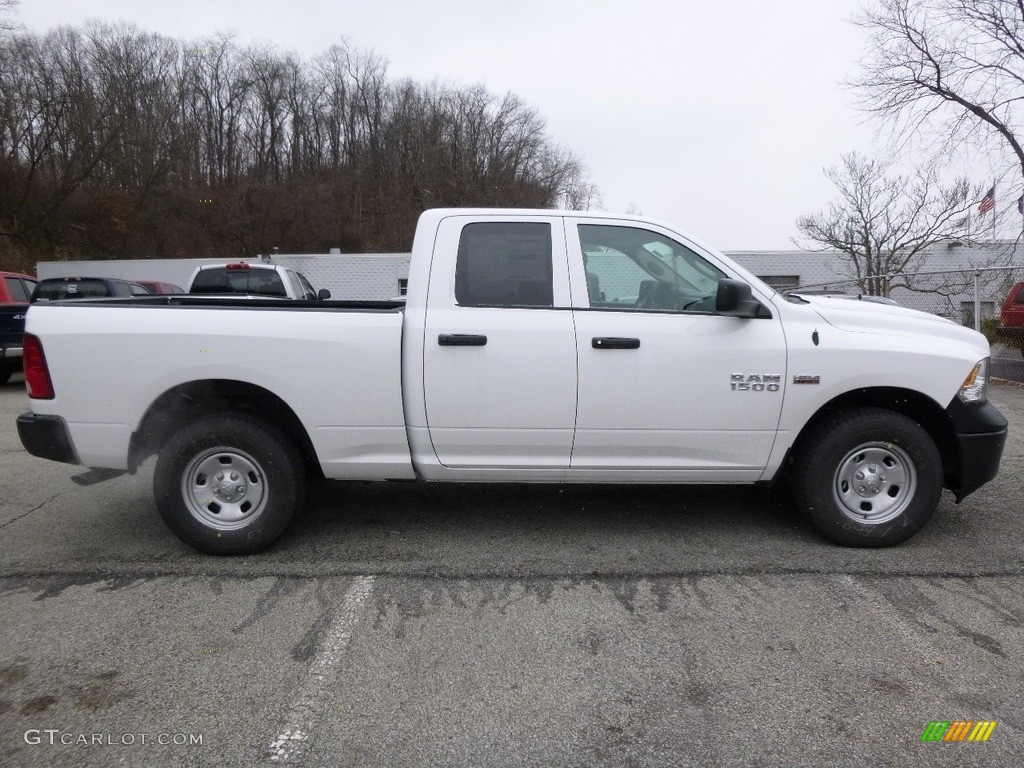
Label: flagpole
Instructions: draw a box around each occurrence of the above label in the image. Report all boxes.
[991,185,996,242]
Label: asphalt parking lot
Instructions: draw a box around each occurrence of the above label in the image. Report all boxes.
[1,375,1022,767]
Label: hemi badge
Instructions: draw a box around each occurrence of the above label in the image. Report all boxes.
[793,375,821,385]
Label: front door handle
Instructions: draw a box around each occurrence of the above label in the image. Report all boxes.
[592,337,640,350]
[439,333,488,346]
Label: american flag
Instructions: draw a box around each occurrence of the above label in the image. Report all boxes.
[979,186,995,216]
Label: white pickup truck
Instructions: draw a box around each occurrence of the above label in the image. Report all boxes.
[17,209,1007,554]
[188,261,330,300]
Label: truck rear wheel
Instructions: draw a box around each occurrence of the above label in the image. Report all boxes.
[153,414,305,554]
[792,408,942,547]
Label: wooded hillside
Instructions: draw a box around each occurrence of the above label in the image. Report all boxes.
[0,23,597,271]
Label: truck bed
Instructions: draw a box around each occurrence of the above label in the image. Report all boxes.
[24,297,414,479]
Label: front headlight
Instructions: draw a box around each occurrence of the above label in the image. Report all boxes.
[957,358,990,404]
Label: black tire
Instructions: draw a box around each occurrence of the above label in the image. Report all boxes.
[0,367,11,385]
[153,413,306,554]
[792,407,942,547]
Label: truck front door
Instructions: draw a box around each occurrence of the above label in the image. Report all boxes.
[422,215,577,469]
[568,219,787,480]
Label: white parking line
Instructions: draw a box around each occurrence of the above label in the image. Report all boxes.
[267,575,375,762]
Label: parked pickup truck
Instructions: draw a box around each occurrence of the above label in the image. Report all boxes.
[17,209,1008,554]
[1,271,37,384]
[188,261,330,300]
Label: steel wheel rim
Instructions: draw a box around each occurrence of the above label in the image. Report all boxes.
[181,446,267,530]
[833,441,917,525]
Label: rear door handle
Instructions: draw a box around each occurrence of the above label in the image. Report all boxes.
[439,333,488,346]
[592,337,640,350]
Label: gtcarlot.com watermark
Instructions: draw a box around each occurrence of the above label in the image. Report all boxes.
[24,729,203,747]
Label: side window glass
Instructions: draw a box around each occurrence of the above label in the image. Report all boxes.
[5,277,29,302]
[579,224,725,313]
[297,273,317,300]
[455,222,553,308]
[285,270,304,299]
[114,282,132,297]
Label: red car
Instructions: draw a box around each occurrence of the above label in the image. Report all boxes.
[997,281,1024,356]
[135,280,185,295]
[1,271,37,383]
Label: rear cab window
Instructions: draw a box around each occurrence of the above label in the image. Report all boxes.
[33,279,113,301]
[191,268,288,297]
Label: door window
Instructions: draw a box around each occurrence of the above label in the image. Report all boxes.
[295,273,318,300]
[455,222,553,308]
[579,224,725,313]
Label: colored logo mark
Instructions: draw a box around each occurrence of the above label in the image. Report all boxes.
[921,721,996,742]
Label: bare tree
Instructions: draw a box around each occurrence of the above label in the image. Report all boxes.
[0,0,19,35]
[184,33,251,186]
[855,0,1024,180]
[795,152,979,295]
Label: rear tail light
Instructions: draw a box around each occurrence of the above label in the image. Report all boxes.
[226,262,250,270]
[23,333,54,399]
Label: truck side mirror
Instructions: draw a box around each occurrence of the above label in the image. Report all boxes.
[716,279,764,318]
[317,288,331,300]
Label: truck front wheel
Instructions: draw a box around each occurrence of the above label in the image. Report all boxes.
[153,414,305,554]
[792,408,942,547]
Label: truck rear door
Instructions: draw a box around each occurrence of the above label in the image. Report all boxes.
[421,215,577,468]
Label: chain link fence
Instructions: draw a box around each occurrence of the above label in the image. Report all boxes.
[786,265,1024,378]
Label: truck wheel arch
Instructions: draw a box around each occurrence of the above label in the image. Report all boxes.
[128,380,321,480]
[789,387,958,491]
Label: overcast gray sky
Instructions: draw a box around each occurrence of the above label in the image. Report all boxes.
[12,0,882,249]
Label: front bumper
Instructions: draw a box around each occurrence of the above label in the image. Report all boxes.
[17,412,80,465]
[945,399,1008,500]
